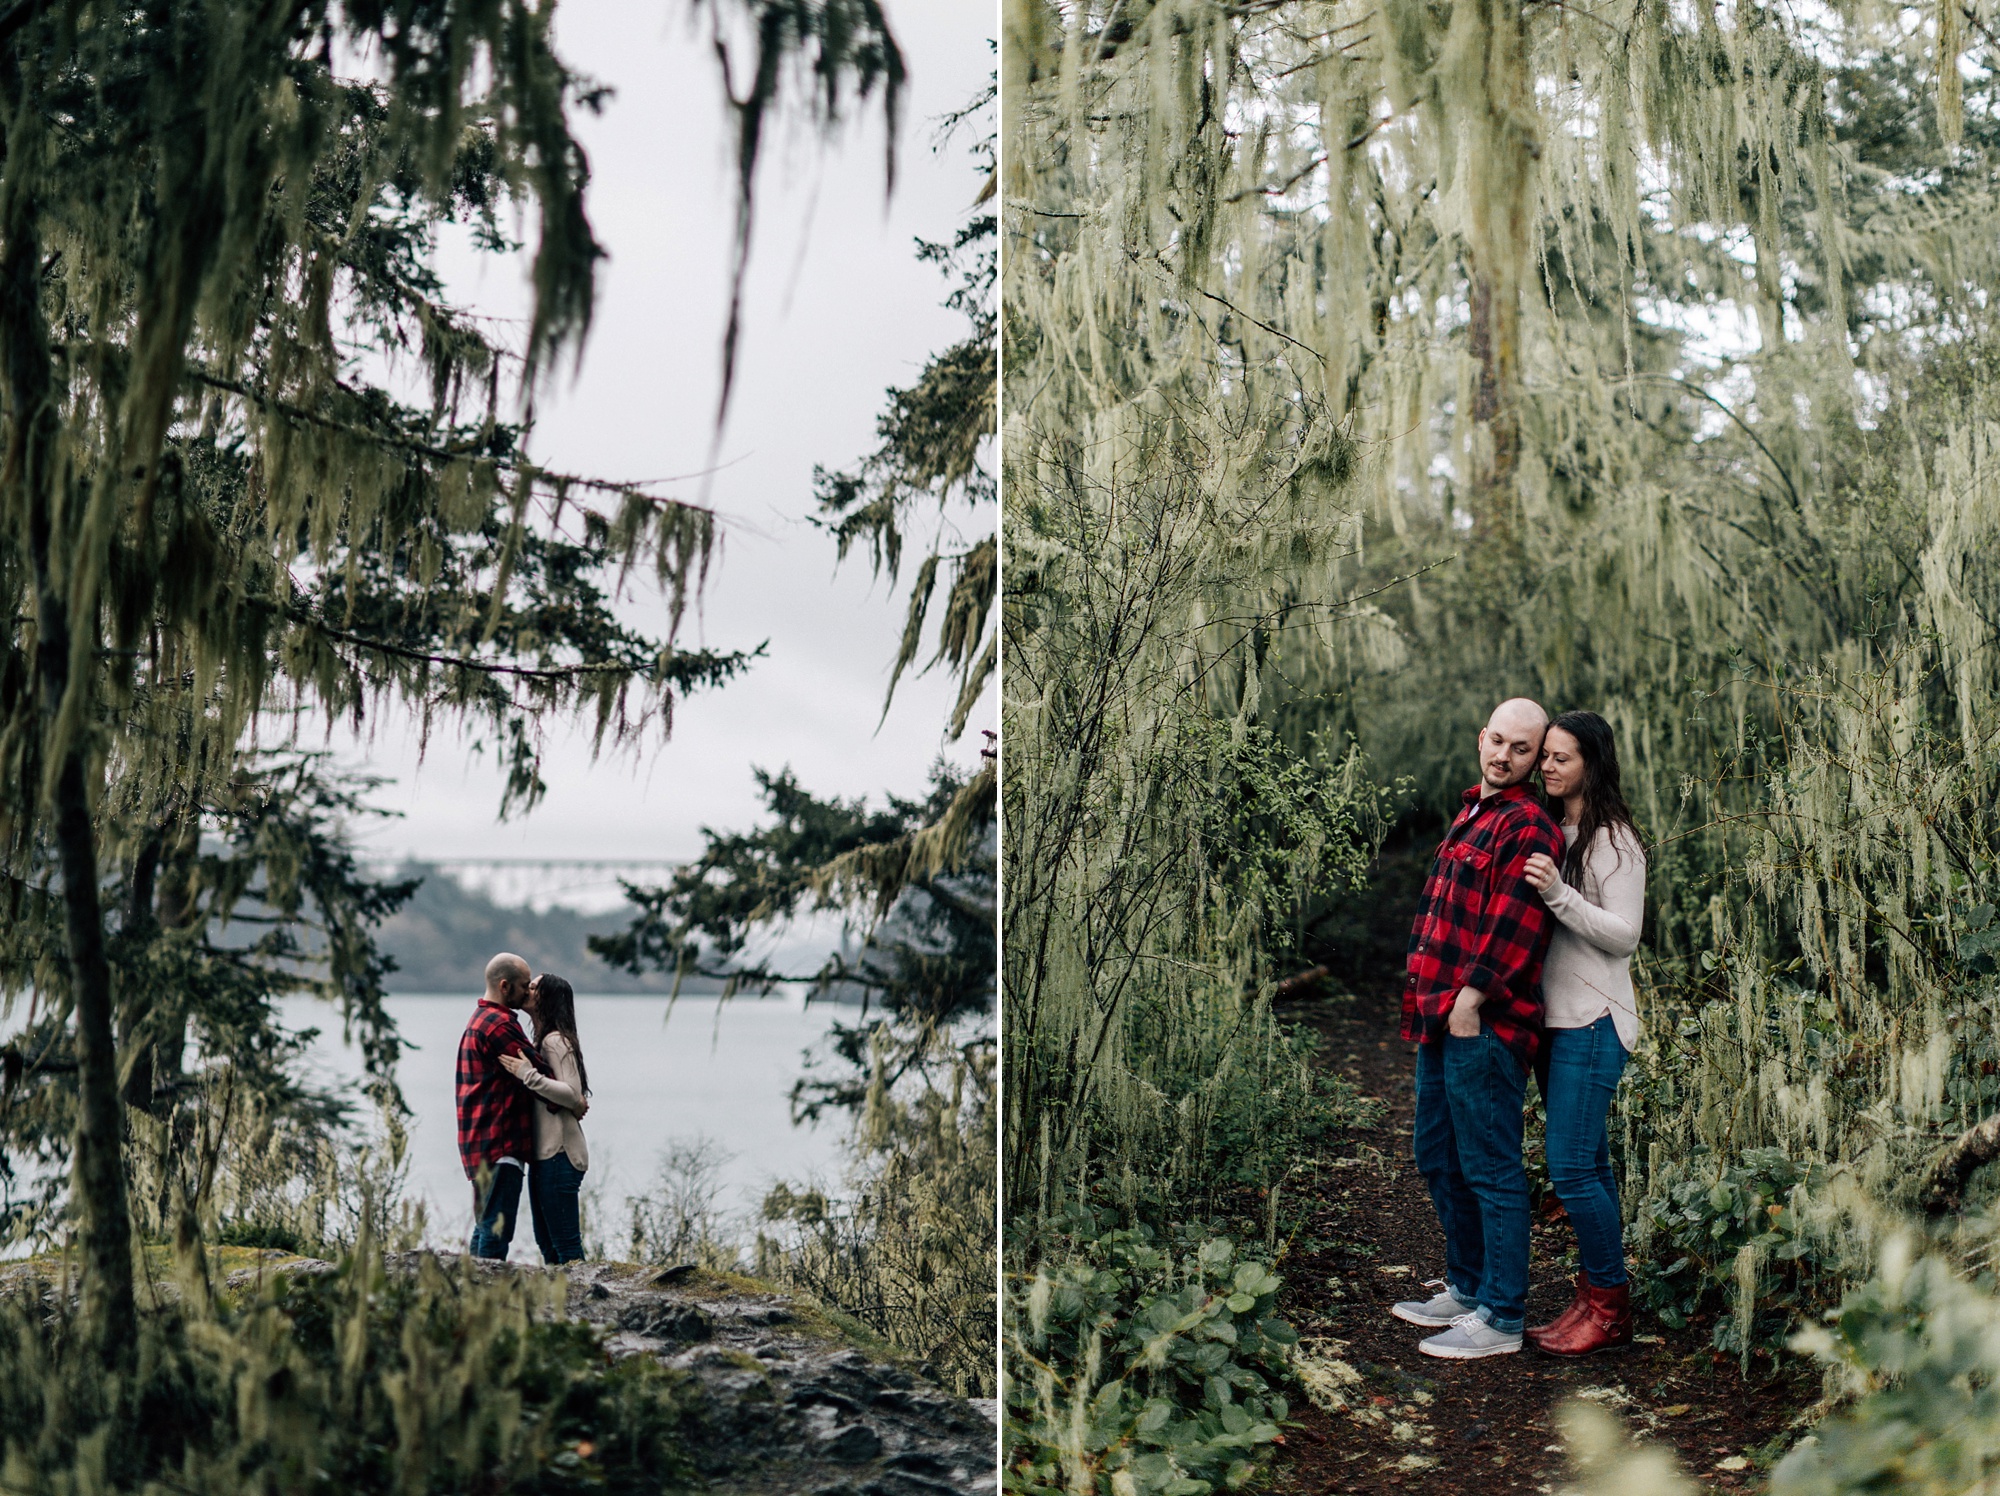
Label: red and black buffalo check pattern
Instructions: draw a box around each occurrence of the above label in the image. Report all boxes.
[1400,783,1565,1068]
[455,999,540,1178]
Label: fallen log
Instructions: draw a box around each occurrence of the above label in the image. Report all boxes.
[1921,1112,2000,1214]
[1273,965,1331,1001]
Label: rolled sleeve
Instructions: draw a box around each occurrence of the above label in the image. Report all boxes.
[1459,962,1501,998]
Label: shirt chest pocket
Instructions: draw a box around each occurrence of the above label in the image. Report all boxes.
[1441,841,1493,913]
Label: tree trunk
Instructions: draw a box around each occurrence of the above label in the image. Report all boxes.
[1458,0,1538,551]
[0,159,137,1363]
[50,750,136,1357]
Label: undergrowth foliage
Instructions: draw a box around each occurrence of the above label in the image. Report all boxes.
[760,1035,996,1398]
[1555,1234,2000,1492]
[1003,436,1396,1225]
[1005,1225,1297,1496]
[0,1245,690,1494]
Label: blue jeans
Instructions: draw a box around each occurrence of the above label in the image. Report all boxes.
[1540,1016,1629,1287]
[1413,1031,1530,1332]
[529,1154,587,1264]
[468,1162,524,1259]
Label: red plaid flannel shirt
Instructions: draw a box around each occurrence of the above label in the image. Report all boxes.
[455,999,542,1178]
[1400,784,1564,1068]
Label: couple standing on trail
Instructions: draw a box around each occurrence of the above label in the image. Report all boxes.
[1391,699,1647,1361]
[455,953,595,1264]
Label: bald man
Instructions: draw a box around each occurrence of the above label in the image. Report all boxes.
[1391,699,1564,1359]
[457,951,541,1259]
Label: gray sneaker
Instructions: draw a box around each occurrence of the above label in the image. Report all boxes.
[1390,1280,1476,1328]
[1418,1308,1523,1360]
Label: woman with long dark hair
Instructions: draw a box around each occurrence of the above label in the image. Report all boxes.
[1520,709,1646,1356]
[499,973,591,1263]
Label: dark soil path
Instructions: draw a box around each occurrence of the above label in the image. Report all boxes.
[1262,842,1817,1495]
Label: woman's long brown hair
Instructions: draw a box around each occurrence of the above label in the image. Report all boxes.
[533,973,589,1097]
[1547,709,1639,886]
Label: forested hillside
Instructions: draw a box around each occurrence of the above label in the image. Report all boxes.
[371,864,716,995]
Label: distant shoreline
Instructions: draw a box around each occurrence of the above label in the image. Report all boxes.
[369,864,852,998]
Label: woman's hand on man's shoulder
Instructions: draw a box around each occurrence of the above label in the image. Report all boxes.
[1522,852,1562,894]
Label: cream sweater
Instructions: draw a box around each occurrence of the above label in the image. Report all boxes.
[518,1032,590,1171]
[1539,822,1646,1051]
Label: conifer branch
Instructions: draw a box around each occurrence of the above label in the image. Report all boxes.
[297,611,759,687]
[187,370,717,519]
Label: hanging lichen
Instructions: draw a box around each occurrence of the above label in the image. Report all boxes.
[1002,0,2000,1340]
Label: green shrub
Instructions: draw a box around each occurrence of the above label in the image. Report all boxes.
[214,1219,310,1254]
[1005,1222,1297,1496]
[1633,1146,1842,1363]
[1767,1236,2000,1494]
[759,1046,997,1398]
[1558,1235,2000,1495]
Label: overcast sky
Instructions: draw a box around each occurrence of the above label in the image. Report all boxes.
[276,1,995,909]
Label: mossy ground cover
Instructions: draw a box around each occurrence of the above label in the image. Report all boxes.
[2,1243,308,1287]
[0,1246,699,1495]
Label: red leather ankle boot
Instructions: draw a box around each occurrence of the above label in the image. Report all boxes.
[1534,1279,1632,1357]
[1524,1270,1590,1349]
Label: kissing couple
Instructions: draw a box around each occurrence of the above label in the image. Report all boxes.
[454,952,594,1264]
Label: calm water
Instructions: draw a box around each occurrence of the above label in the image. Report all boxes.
[283,992,851,1252]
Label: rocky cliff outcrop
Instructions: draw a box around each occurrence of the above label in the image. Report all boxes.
[223,1253,997,1496]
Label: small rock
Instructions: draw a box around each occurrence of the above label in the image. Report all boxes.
[601,1331,666,1359]
[793,1387,863,1414]
[651,1262,698,1286]
[824,1424,885,1462]
[885,1452,955,1476]
[617,1301,712,1341]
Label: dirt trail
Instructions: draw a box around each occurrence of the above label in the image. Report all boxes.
[1264,844,1815,1495]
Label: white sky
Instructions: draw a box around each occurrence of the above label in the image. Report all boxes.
[279,1,996,909]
